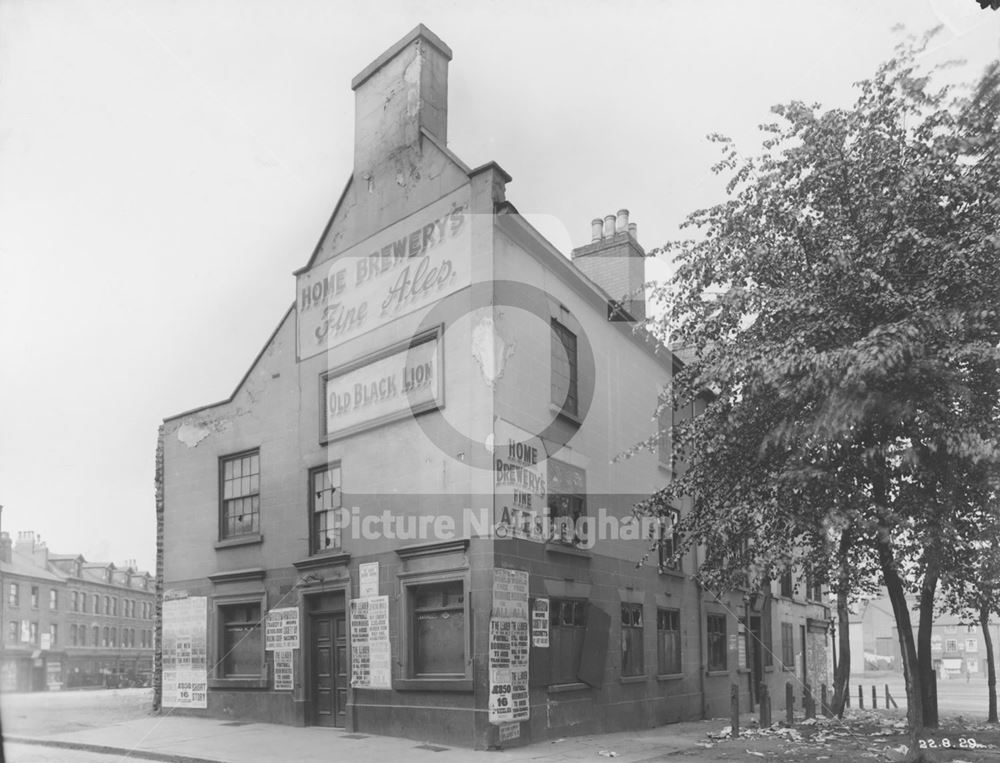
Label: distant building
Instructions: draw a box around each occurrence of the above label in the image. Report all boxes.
[156,24,830,749]
[848,591,1000,679]
[0,529,154,692]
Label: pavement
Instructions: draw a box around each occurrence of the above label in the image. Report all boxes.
[4,713,723,763]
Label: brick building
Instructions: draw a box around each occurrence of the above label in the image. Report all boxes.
[156,25,830,748]
[0,529,155,691]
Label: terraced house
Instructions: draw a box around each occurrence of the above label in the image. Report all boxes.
[0,528,155,691]
[156,25,831,749]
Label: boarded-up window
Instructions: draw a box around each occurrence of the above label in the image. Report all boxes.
[781,622,794,670]
[549,598,586,684]
[578,603,610,687]
[411,581,465,677]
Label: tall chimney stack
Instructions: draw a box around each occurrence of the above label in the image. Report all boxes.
[351,25,452,181]
[571,210,647,322]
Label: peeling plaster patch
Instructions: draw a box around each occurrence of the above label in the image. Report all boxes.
[176,418,231,448]
[471,311,516,388]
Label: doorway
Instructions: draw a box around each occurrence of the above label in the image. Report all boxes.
[309,608,347,727]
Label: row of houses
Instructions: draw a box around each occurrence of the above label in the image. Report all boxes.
[154,25,833,750]
[0,527,155,692]
[850,594,1000,678]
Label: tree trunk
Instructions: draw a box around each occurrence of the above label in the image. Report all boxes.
[916,563,939,728]
[876,527,924,736]
[983,604,998,724]
[831,528,852,717]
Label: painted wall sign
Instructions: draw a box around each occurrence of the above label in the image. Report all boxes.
[531,598,549,648]
[493,419,549,543]
[162,596,208,709]
[350,596,391,689]
[273,649,293,691]
[359,562,379,598]
[296,186,471,360]
[498,721,521,741]
[265,607,300,650]
[321,330,443,442]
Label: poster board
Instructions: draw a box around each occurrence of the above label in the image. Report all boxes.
[162,596,208,708]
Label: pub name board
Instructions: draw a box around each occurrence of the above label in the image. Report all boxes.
[321,330,443,442]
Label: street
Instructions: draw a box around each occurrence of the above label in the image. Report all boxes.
[850,674,995,719]
[0,688,152,737]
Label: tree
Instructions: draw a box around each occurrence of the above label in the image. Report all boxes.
[641,29,1000,740]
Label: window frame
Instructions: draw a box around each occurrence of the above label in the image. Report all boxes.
[7,583,18,607]
[706,612,727,672]
[210,592,268,689]
[781,622,795,670]
[308,461,344,556]
[49,589,58,610]
[620,602,645,678]
[218,448,262,541]
[657,607,682,676]
[546,459,587,546]
[550,318,579,417]
[656,508,682,573]
[31,586,39,609]
[396,571,472,692]
[547,597,589,687]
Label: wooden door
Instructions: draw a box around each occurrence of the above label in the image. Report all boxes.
[310,613,347,727]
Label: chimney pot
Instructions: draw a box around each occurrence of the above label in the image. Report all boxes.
[591,218,603,242]
[616,209,629,233]
[628,222,637,238]
[603,215,616,239]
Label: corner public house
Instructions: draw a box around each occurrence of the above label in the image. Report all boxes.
[157,26,831,748]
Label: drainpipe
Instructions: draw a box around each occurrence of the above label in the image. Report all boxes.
[695,541,707,719]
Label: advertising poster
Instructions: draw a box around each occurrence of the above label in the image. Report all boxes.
[350,595,391,689]
[265,607,300,650]
[273,650,293,691]
[162,596,208,709]
[489,568,530,723]
[531,598,549,648]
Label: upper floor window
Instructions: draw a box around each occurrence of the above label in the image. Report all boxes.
[781,622,795,669]
[49,590,58,610]
[656,508,682,572]
[8,621,17,642]
[547,460,586,545]
[93,594,100,614]
[779,568,794,599]
[104,596,111,615]
[550,319,579,416]
[31,586,39,609]
[220,450,261,539]
[310,463,342,554]
[72,591,79,612]
[29,621,39,645]
[7,584,18,607]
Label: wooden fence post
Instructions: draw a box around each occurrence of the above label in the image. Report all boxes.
[821,683,831,717]
[858,684,864,709]
[759,683,772,727]
[872,684,877,709]
[786,681,794,725]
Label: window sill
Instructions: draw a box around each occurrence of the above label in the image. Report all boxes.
[544,541,591,559]
[393,678,473,693]
[657,567,685,579]
[620,674,647,684]
[764,665,775,672]
[547,682,590,694]
[208,677,267,690]
[706,670,729,677]
[657,672,684,682]
[549,403,582,427]
[214,534,263,550]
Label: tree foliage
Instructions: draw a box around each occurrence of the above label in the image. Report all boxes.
[639,29,1000,734]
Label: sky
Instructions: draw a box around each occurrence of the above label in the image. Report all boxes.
[1,0,998,572]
